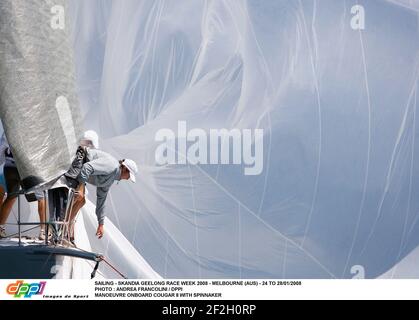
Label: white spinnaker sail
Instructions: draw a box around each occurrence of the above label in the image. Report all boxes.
[70,0,419,278]
[379,246,419,279]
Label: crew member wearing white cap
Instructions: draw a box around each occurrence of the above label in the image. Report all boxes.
[70,148,138,239]
[80,130,99,150]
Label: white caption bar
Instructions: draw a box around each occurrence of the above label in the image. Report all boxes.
[0,279,418,300]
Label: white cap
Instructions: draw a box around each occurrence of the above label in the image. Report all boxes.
[122,159,138,183]
[81,130,99,149]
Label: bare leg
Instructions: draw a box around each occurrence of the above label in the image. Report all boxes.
[0,186,5,212]
[0,186,6,237]
[68,198,85,239]
[37,198,46,231]
[0,197,17,225]
[68,184,86,239]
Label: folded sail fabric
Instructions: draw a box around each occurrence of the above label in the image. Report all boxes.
[0,0,82,190]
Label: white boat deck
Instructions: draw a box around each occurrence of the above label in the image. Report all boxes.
[0,237,48,247]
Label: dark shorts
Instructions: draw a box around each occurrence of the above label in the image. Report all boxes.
[4,165,44,201]
[4,165,20,198]
[65,176,80,189]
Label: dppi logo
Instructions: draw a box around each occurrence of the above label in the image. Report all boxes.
[6,280,46,298]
